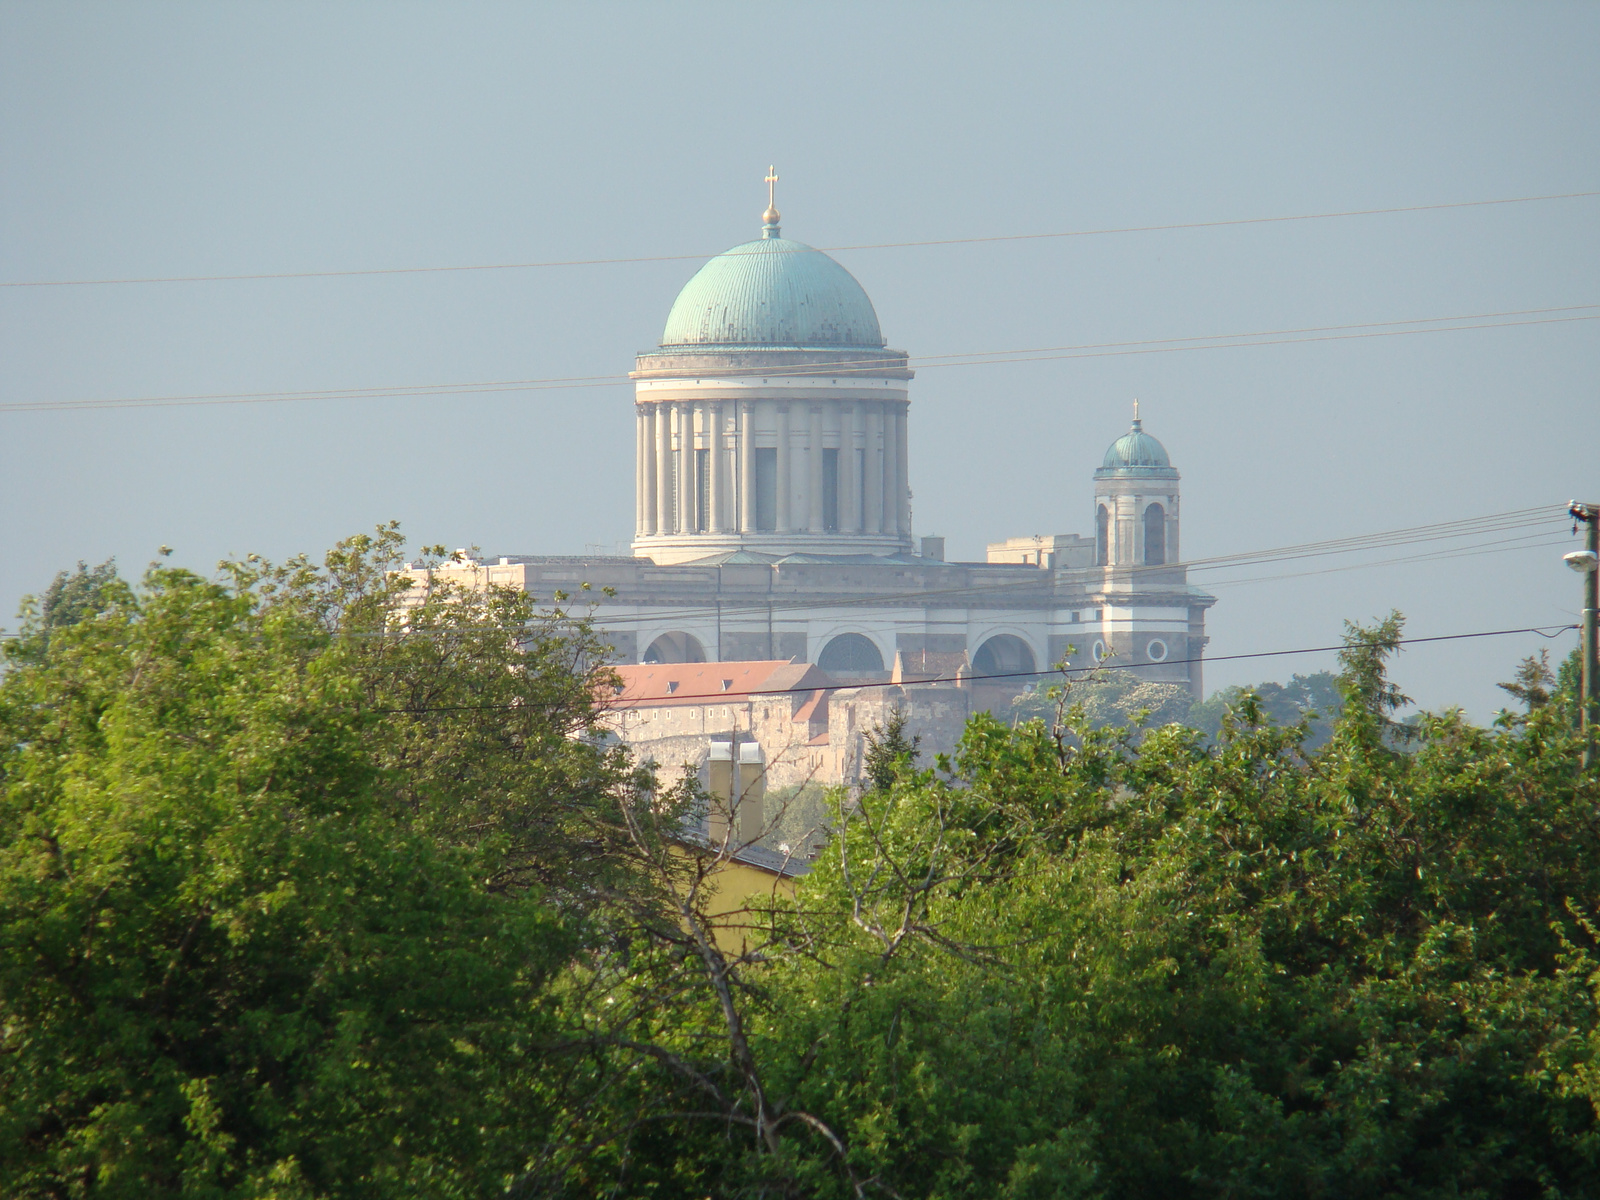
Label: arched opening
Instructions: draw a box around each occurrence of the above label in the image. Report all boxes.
[1096,504,1110,566]
[817,633,884,674]
[1143,503,1166,565]
[643,631,707,664]
[972,634,1036,679]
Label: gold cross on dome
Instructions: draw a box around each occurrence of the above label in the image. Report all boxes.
[765,165,779,208]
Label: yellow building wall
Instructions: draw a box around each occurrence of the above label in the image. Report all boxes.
[671,846,799,954]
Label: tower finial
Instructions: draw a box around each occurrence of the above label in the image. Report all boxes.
[1131,398,1141,429]
[762,165,781,237]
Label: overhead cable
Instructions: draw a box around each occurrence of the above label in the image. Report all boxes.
[3,305,1596,415]
[370,623,1582,713]
[4,189,1596,289]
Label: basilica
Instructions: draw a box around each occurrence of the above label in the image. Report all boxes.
[410,184,1215,706]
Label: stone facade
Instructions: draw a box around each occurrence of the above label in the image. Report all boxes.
[599,660,974,795]
[399,197,1216,767]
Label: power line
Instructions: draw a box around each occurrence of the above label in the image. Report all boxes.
[515,505,1569,631]
[4,305,1596,415]
[1,504,1546,641]
[520,507,1567,631]
[272,506,1559,650]
[1201,534,1574,590]
[4,189,1596,290]
[371,623,1581,713]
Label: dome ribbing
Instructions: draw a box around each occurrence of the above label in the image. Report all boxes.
[1096,419,1178,478]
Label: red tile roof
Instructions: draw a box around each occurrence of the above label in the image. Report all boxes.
[603,660,834,709]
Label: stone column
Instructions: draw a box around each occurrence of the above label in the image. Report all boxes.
[863,402,883,534]
[738,400,755,532]
[640,406,655,535]
[840,402,858,532]
[882,403,900,536]
[690,405,704,533]
[894,403,911,538]
[676,403,694,535]
[776,405,792,532]
[807,404,825,532]
[634,407,645,536]
[655,402,672,534]
[708,401,725,533]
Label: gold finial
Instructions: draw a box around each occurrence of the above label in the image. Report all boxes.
[1132,398,1140,421]
[762,165,781,229]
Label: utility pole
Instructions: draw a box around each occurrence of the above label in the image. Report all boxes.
[1568,501,1600,769]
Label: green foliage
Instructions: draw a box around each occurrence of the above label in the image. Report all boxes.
[1189,669,1342,748]
[579,616,1600,1197]
[862,710,921,792]
[760,782,833,858]
[1501,649,1558,711]
[0,528,658,1198]
[1006,668,1196,735]
[11,541,1600,1199]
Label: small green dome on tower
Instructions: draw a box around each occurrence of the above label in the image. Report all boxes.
[1096,412,1178,479]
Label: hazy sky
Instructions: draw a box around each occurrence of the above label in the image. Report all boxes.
[2,2,1596,719]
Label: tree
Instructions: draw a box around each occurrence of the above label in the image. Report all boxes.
[861,709,921,793]
[1499,648,1557,711]
[5,557,124,666]
[1188,669,1342,748]
[578,614,1600,1196]
[0,528,662,1198]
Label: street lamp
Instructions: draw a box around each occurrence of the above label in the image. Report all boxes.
[1569,502,1599,769]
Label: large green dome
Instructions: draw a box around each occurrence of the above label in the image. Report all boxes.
[661,232,884,349]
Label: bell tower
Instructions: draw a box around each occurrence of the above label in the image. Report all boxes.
[1094,401,1180,569]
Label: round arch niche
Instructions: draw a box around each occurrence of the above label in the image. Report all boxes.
[643,631,707,664]
[817,633,885,675]
[972,634,1036,679]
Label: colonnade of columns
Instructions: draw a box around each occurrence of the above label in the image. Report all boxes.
[635,397,910,540]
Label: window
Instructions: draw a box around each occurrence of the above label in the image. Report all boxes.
[644,632,707,664]
[1146,639,1168,662]
[855,447,867,530]
[1092,640,1108,663]
[694,448,709,532]
[817,633,884,674]
[1096,504,1110,565]
[753,448,777,531]
[973,635,1036,677]
[822,448,840,532]
[1143,503,1166,565]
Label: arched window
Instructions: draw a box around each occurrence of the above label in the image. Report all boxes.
[1096,504,1110,566]
[1143,503,1166,565]
[643,632,707,664]
[972,634,1036,679]
[817,633,884,674]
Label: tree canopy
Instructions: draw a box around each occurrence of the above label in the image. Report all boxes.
[4,540,1599,1198]
[0,530,666,1197]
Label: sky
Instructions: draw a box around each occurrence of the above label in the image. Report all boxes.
[2,1,1596,720]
